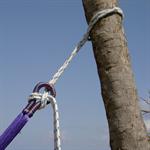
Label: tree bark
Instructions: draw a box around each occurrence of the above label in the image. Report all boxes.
[82,0,150,149]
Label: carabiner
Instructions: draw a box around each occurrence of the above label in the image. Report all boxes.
[23,82,56,117]
[33,82,56,97]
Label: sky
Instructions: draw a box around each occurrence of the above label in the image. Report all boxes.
[0,0,150,150]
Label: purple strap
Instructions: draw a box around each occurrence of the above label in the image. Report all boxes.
[0,83,55,149]
[0,113,29,150]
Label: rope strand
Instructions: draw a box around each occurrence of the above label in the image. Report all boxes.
[49,7,123,85]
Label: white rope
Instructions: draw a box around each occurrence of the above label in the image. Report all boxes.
[28,7,123,150]
[28,93,61,150]
[47,95,61,150]
[49,7,123,85]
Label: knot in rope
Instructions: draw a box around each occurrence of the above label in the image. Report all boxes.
[28,92,49,109]
[28,82,56,109]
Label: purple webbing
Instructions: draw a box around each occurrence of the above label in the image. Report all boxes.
[0,113,29,150]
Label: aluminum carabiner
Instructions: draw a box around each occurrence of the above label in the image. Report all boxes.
[23,82,56,117]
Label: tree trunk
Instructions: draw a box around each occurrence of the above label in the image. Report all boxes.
[82,0,150,149]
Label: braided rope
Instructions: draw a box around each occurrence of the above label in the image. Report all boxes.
[28,7,123,150]
[48,95,61,150]
[49,7,123,85]
[28,93,61,150]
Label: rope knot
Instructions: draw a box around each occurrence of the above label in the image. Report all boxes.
[28,92,52,109]
[23,82,56,117]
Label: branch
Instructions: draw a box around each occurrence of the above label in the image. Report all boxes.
[141,109,150,115]
[140,97,150,105]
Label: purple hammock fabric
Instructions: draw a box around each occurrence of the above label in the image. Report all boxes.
[0,113,29,150]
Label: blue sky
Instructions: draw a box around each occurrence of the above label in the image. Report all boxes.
[0,0,149,150]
